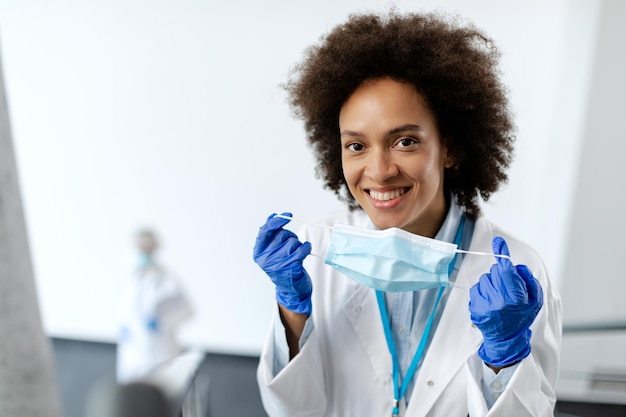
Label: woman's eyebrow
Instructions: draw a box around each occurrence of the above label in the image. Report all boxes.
[340,130,365,138]
[341,124,423,138]
[388,124,423,135]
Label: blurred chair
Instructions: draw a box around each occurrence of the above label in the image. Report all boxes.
[85,350,207,417]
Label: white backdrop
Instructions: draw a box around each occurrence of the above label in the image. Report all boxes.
[0,0,598,355]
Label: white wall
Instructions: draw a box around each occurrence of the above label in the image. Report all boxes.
[557,0,626,402]
[0,0,597,355]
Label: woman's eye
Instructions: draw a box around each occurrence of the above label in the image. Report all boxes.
[397,138,417,148]
[347,143,364,151]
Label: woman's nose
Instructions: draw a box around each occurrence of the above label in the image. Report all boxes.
[364,150,399,182]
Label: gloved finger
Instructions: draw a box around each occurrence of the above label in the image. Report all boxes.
[516,264,544,307]
[487,259,529,304]
[255,235,312,271]
[270,240,312,267]
[256,233,300,265]
[254,212,295,255]
[485,254,531,305]
[492,236,513,268]
[469,273,498,316]
[293,241,312,260]
[515,264,533,281]
[492,237,523,293]
[263,212,293,232]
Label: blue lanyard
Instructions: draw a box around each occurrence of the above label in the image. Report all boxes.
[375,215,465,416]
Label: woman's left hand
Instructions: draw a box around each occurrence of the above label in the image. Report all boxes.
[468,237,544,368]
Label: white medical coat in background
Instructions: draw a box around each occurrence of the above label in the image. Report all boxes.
[116,264,193,383]
[257,210,562,417]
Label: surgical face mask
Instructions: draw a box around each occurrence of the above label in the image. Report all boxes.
[137,252,153,269]
[273,214,507,293]
[324,224,459,292]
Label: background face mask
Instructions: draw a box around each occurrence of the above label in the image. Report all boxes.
[324,224,458,292]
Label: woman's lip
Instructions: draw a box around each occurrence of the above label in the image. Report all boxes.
[366,187,409,209]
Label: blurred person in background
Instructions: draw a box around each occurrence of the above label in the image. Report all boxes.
[116,228,193,383]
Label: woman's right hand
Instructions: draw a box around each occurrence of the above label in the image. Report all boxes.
[253,213,313,315]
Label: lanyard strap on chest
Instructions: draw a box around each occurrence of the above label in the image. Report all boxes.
[376,215,465,416]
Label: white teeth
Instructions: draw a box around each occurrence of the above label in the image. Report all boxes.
[369,189,406,201]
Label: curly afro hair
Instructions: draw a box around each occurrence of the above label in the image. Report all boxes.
[284,11,515,219]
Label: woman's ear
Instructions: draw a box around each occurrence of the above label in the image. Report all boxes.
[442,144,455,169]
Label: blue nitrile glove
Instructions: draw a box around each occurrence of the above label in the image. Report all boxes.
[253,213,313,315]
[469,237,543,367]
[146,316,159,332]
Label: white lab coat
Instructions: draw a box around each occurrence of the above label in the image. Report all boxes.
[116,264,193,383]
[257,210,562,417]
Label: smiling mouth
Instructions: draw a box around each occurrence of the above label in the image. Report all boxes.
[368,188,409,201]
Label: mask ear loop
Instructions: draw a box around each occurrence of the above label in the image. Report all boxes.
[455,249,511,260]
[273,213,331,259]
[449,282,470,291]
[273,214,333,232]
[448,249,514,291]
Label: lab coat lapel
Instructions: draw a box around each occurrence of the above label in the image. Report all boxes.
[342,283,392,380]
[406,261,483,416]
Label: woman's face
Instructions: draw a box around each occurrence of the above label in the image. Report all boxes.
[339,78,453,237]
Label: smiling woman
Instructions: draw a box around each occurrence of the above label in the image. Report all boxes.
[252,11,562,417]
